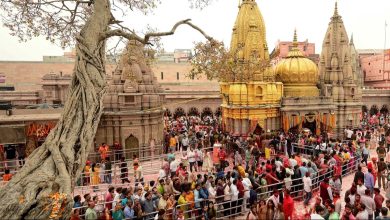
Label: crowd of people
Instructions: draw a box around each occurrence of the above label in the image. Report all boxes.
[4,111,390,220]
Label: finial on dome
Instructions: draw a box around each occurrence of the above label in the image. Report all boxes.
[333,1,339,17]
[293,29,298,48]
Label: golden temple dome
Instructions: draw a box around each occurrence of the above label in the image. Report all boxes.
[230,0,269,62]
[275,30,319,97]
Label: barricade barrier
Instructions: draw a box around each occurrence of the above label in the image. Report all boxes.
[72,156,360,220]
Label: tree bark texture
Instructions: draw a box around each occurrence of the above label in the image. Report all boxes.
[0,0,111,218]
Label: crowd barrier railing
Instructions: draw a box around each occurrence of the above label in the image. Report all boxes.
[72,156,360,220]
[0,145,219,188]
[0,145,164,175]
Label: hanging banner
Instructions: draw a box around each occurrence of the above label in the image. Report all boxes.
[26,122,56,139]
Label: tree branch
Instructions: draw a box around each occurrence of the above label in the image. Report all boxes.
[101,18,213,44]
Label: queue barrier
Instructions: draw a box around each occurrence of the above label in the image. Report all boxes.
[72,156,360,220]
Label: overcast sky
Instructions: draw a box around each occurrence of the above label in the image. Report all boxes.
[1,0,390,61]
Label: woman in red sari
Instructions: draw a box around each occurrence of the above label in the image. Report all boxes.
[368,158,378,185]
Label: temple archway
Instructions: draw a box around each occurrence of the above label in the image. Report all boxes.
[188,107,200,116]
[370,105,379,116]
[380,105,389,115]
[303,113,317,134]
[173,107,185,118]
[362,105,368,113]
[201,107,213,118]
[125,134,139,159]
[253,124,263,135]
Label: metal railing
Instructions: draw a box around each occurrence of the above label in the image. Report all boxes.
[71,156,360,220]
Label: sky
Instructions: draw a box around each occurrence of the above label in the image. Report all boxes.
[1,0,390,61]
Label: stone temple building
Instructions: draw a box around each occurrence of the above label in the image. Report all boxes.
[96,41,165,152]
[318,3,363,135]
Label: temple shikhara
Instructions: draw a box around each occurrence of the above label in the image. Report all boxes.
[220,0,363,137]
[220,0,283,136]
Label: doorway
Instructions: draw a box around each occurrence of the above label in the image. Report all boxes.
[125,134,139,159]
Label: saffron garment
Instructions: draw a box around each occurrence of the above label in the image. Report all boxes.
[283,195,294,218]
[2,173,12,181]
[98,145,109,160]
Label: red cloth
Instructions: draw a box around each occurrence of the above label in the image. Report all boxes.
[105,192,113,211]
[320,182,331,203]
[333,165,341,177]
[283,195,294,218]
[374,194,385,209]
[176,167,186,176]
[236,180,245,198]
[218,150,226,160]
[265,172,278,185]
[283,158,290,168]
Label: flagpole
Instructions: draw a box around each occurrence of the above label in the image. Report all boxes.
[384,20,387,81]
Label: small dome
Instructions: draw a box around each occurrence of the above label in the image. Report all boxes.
[275,30,319,97]
[275,30,318,85]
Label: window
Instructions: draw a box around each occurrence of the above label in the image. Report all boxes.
[256,86,263,97]
[379,70,382,73]
[161,72,164,80]
[125,96,135,103]
[177,72,179,80]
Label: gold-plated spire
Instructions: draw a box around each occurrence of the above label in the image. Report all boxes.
[292,29,298,47]
[230,0,269,62]
[286,29,304,58]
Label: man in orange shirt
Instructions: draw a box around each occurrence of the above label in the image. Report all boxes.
[98,143,109,161]
[169,134,176,153]
[2,169,12,181]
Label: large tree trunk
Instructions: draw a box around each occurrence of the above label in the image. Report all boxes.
[0,0,112,218]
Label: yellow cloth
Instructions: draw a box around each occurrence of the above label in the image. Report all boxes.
[238,165,246,178]
[169,137,176,147]
[185,191,194,209]
[265,147,271,160]
[343,152,351,160]
[91,168,100,185]
[178,195,188,218]
[84,165,90,176]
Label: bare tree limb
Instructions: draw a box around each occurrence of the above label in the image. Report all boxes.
[101,18,213,44]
